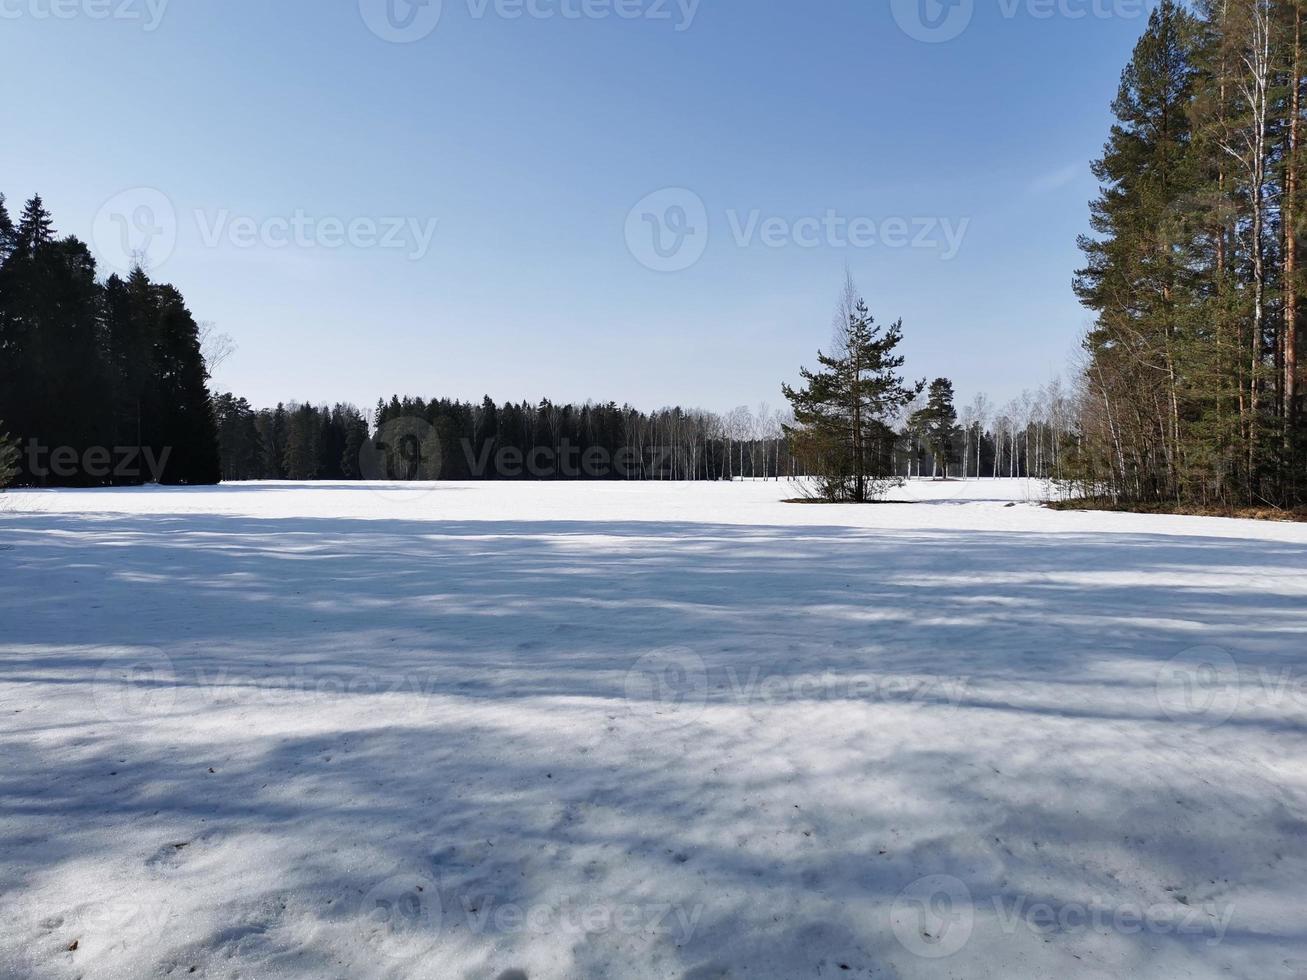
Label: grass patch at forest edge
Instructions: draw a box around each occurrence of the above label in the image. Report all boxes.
[1047,498,1307,523]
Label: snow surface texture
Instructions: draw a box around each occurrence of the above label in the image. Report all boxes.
[1,479,1306,979]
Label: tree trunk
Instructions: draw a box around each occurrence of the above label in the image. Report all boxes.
[1287,2,1302,463]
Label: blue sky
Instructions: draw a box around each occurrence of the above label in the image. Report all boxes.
[2,0,1152,414]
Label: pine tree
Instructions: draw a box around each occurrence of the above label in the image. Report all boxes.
[283,404,322,480]
[101,270,161,479]
[0,424,17,490]
[152,283,221,484]
[1074,0,1204,503]
[0,196,17,454]
[42,237,112,484]
[255,404,290,479]
[0,197,55,465]
[1070,0,1307,509]
[782,278,923,502]
[213,393,264,481]
[0,195,14,265]
[3,199,112,485]
[341,411,368,479]
[15,195,53,252]
[910,378,961,478]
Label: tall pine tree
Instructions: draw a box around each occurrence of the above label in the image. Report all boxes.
[910,378,961,478]
[782,277,923,502]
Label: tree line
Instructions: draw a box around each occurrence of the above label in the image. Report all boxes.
[208,384,1076,487]
[0,194,219,487]
[1071,0,1306,508]
[211,394,806,483]
[211,396,371,482]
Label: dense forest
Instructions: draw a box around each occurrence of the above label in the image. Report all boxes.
[207,384,1073,485]
[212,395,799,483]
[1070,0,1305,508]
[0,194,219,487]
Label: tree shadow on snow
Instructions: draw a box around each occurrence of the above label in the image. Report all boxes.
[1,504,1306,976]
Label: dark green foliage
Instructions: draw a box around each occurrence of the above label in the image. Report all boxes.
[151,285,220,485]
[340,411,369,479]
[0,193,221,487]
[782,283,923,501]
[359,397,757,482]
[284,404,322,480]
[213,395,788,485]
[910,379,961,478]
[1073,0,1306,506]
[0,424,17,489]
[213,394,264,481]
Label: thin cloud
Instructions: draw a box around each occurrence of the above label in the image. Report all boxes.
[1027,163,1084,195]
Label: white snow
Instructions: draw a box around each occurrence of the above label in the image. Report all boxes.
[2,479,1306,979]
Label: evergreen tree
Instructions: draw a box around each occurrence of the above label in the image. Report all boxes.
[0,199,111,485]
[213,393,264,481]
[283,404,322,480]
[478,396,499,460]
[0,195,14,265]
[910,378,961,478]
[0,196,56,465]
[1074,0,1207,502]
[102,270,162,479]
[0,196,17,446]
[340,411,369,479]
[0,194,222,487]
[316,410,345,480]
[0,424,16,490]
[782,278,923,502]
[41,236,112,484]
[261,404,291,479]
[151,284,220,484]
[15,195,53,252]
[1071,0,1307,508]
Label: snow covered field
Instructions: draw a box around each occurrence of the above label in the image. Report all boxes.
[2,479,1306,979]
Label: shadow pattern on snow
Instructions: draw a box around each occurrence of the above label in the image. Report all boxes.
[2,506,1306,977]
